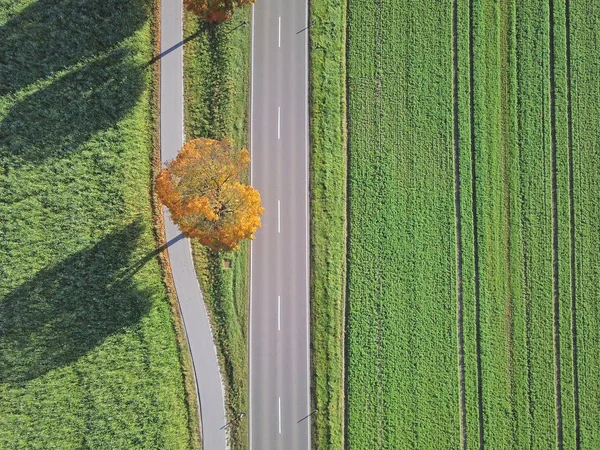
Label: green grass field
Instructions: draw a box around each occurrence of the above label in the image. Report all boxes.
[346,0,600,448]
[0,0,195,448]
[183,9,251,450]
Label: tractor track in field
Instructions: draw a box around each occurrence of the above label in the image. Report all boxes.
[451,0,468,448]
[499,3,519,444]
[564,1,581,446]
[548,0,564,447]
[468,1,485,447]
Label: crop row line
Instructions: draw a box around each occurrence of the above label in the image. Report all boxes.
[375,1,384,446]
[453,0,485,447]
[563,0,581,446]
[468,0,485,447]
[548,0,565,446]
[451,0,467,448]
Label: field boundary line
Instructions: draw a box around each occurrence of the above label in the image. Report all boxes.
[563,0,581,446]
[468,1,485,447]
[452,0,468,447]
[548,0,565,447]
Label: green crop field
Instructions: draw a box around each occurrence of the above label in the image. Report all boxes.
[346,0,600,448]
[0,0,195,448]
[347,1,459,447]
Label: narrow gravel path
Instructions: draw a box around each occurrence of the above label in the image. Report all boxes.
[160,1,228,448]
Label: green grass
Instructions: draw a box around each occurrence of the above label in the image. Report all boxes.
[0,0,195,448]
[182,9,251,450]
[308,0,347,447]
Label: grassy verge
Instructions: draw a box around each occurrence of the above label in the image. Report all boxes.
[308,0,347,447]
[182,9,251,450]
[0,0,194,448]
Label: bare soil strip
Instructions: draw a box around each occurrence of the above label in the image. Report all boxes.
[452,0,468,447]
[548,0,565,447]
[564,1,581,446]
[468,1,485,447]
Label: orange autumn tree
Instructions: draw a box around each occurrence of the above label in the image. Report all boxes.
[184,0,255,23]
[156,138,264,252]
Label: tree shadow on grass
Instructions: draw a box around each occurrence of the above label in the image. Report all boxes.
[0,220,156,384]
[0,0,147,96]
[0,47,145,164]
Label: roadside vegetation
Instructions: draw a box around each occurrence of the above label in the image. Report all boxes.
[0,0,195,448]
[308,0,347,448]
[182,8,251,449]
[345,0,600,448]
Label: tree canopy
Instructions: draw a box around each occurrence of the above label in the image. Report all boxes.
[156,138,264,252]
[184,0,255,23]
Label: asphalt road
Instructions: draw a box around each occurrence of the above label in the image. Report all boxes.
[160,1,228,448]
[249,0,311,448]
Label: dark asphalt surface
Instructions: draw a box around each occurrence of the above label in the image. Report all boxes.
[249,1,311,448]
[160,1,228,448]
